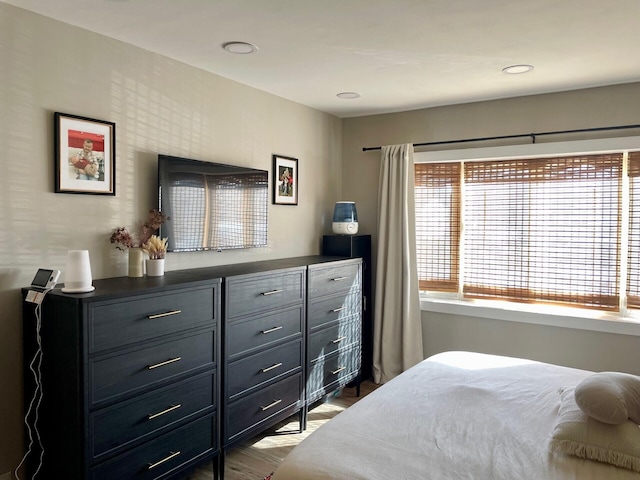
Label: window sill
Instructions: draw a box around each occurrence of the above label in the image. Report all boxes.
[420,296,640,337]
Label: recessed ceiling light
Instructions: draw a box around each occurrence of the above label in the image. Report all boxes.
[337,92,360,99]
[502,64,534,75]
[222,42,257,54]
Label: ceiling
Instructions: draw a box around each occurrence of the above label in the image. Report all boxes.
[5,0,640,118]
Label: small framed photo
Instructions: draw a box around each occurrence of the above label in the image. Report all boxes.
[273,154,298,205]
[54,112,115,195]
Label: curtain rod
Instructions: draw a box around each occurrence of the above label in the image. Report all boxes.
[361,124,640,152]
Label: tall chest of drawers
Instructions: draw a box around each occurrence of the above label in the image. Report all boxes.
[306,258,362,404]
[222,266,306,449]
[22,275,221,480]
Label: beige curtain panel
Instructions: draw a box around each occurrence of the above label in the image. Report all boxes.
[373,143,423,384]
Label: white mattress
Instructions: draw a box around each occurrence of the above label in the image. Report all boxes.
[272,351,640,480]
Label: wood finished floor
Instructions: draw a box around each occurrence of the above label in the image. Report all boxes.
[185,381,378,480]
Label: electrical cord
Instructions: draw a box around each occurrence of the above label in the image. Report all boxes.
[14,288,53,480]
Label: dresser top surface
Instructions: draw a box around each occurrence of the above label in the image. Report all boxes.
[31,255,359,303]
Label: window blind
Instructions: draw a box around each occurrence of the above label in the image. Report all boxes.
[463,155,622,309]
[627,151,640,308]
[415,153,625,310]
[415,162,460,291]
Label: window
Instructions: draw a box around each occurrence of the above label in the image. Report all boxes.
[415,147,640,313]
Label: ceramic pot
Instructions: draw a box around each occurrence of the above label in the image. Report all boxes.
[146,258,165,277]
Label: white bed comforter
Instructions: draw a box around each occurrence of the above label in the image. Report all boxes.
[272,351,640,480]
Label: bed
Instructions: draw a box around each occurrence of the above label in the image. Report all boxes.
[272,351,640,480]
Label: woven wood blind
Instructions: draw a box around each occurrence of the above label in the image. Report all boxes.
[415,154,625,310]
[415,162,460,291]
[626,151,640,308]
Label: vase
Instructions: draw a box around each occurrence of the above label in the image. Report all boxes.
[128,247,145,277]
[146,258,165,277]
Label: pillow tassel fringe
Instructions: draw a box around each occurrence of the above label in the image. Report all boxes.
[551,439,640,473]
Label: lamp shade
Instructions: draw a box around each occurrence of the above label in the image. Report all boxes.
[332,201,358,235]
[61,250,95,293]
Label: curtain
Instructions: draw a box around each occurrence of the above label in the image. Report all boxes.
[373,144,424,384]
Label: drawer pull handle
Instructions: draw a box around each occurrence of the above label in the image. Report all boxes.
[331,276,347,282]
[147,310,182,319]
[261,326,283,334]
[332,336,347,344]
[260,399,282,411]
[261,362,283,373]
[148,404,182,420]
[331,306,346,313]
[332,366,347,375]
[261,289,283,296]
[148,451,181,470]
[147,357,182,370]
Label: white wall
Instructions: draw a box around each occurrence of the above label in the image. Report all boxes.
[0,3,342,474]
[422,311,640,375]
[342,83,640,373]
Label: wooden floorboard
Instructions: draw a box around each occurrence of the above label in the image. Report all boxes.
[185,381,378,480]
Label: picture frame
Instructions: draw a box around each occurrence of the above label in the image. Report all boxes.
[54,112,116,195]
[272,154,298,205]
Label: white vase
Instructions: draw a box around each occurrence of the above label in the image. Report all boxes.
[146,258,165,277]
[128,247,145,277]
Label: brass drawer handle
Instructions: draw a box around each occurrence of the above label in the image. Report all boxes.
[147,357,182,370]
[147,310,182,319]
[261,326,283,334]
[261,362,283,373]
[148,451,181,470]
[331,366,347,375]
[331,306,346,313]
[331,276,347,282]
[148,404,182,420]
[261,289,283,296]
[332,336,347,344]
[260,399,282,411]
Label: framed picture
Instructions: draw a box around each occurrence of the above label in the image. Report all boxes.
[273,154,298,205]
[54,112,115,195]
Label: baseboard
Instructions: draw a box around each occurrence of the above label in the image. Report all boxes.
[0,471,12,480]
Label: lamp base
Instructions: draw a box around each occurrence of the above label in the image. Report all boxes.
[61,285,95,294]
[332,222,358,235]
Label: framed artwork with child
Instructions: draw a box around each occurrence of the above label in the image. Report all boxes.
[54,112,115,195]
[272,154,298,205]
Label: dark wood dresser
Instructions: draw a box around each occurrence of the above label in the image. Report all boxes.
[306,258,362,405]
[22,255,363,479]
[322,234,372,380]
[23,275,221,480]
[222,265,306,449]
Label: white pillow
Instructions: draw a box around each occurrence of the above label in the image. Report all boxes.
[574,372,640,425]
[550,387,640,472]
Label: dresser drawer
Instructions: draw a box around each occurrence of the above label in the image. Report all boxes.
[90,414,215,480]
[89,287,216,353]
[227,340,302,400]
[307,291,361,331]
[226,269,305,319]
[226,305,303,359]
[90,329,215,406]
[307,347,360,402]
[226,373,302,443]
[308,261,361,299]
[91,371,215,461]
[308,321,360,362]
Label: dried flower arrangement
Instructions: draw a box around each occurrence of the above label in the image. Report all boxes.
[143,235,168,260]
[109,209,169,251]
